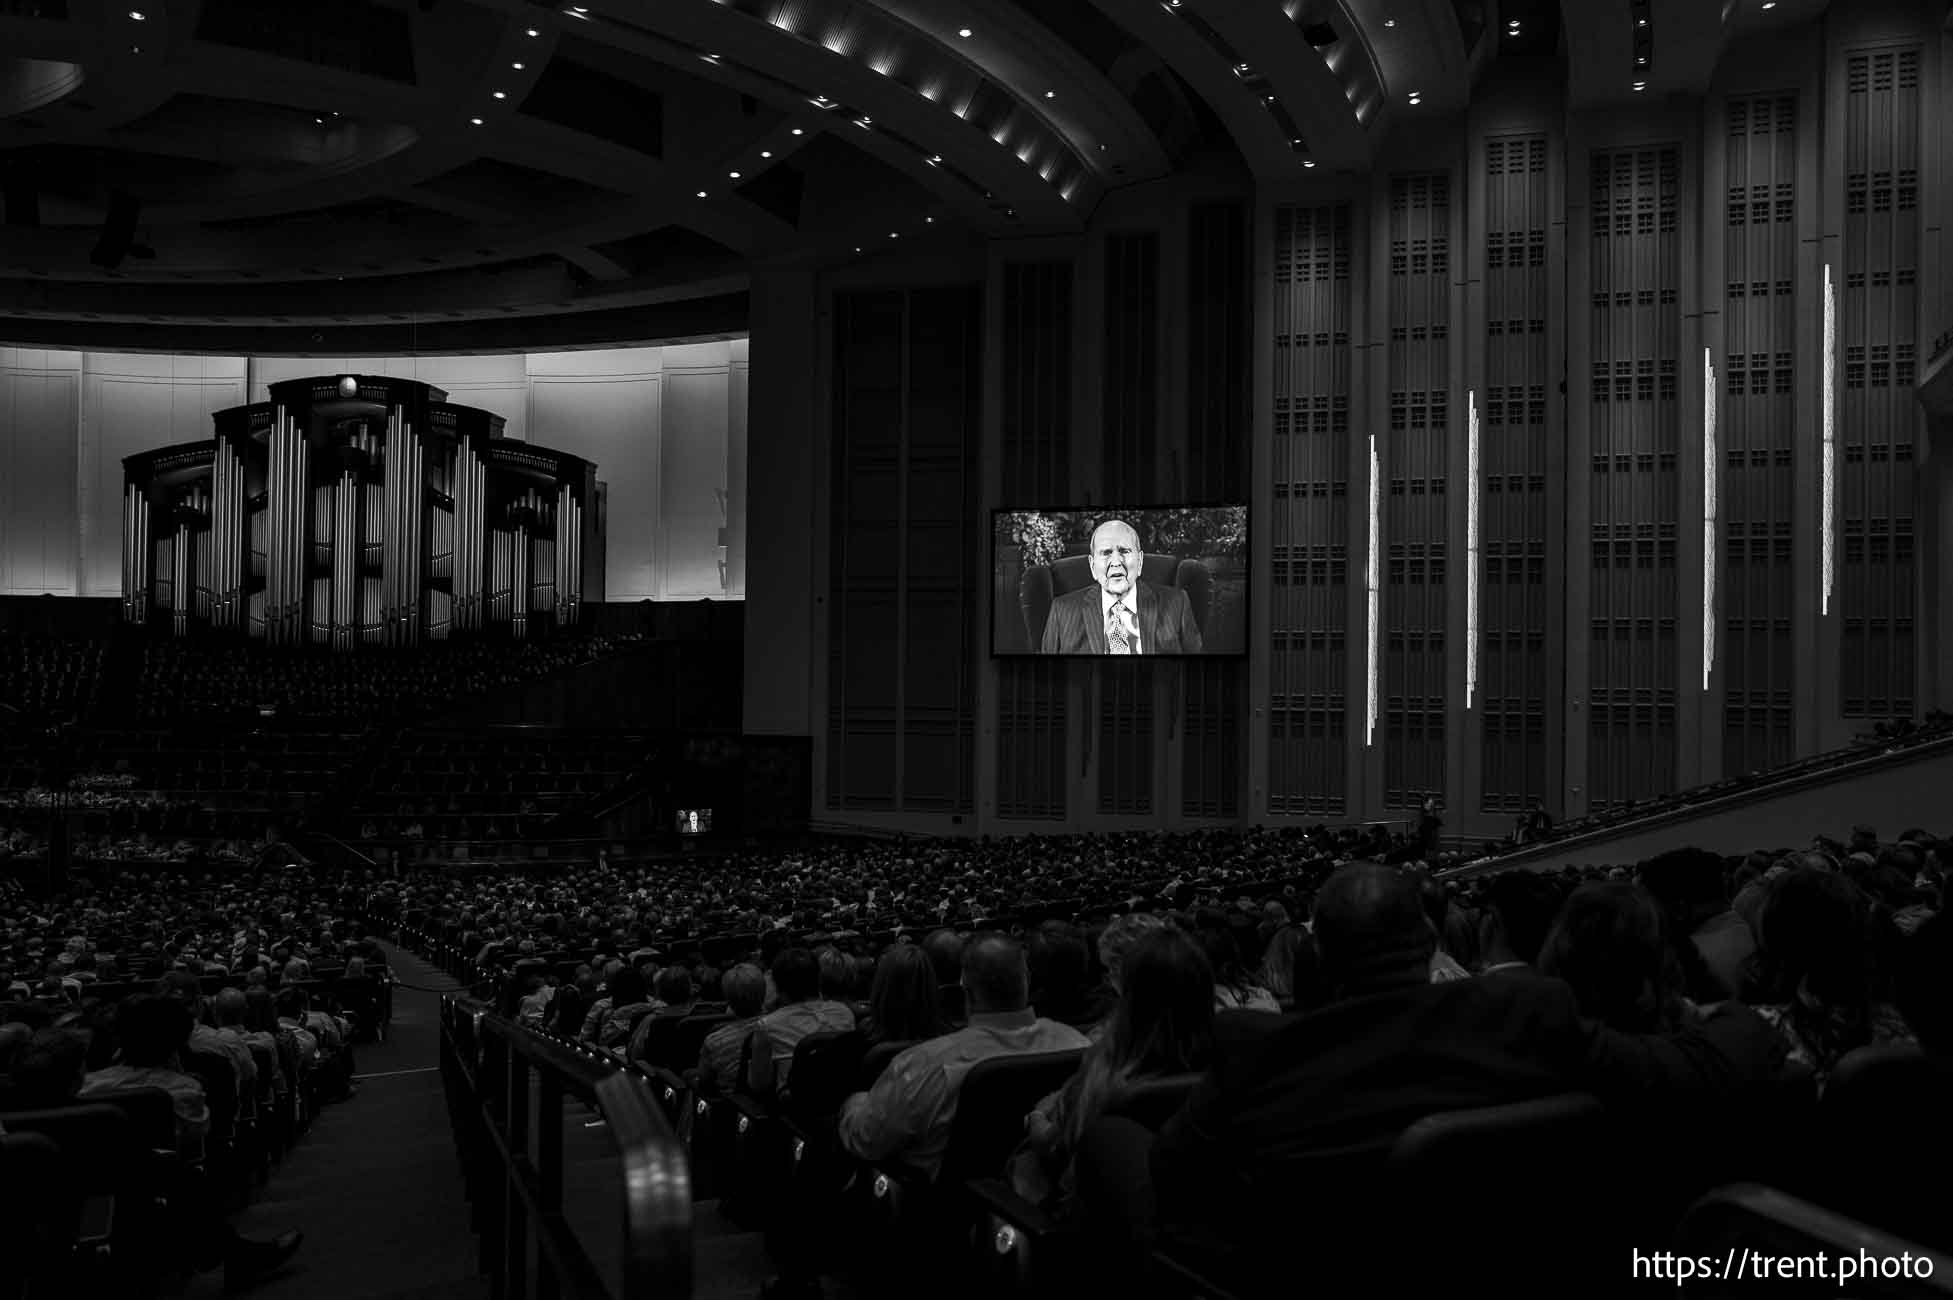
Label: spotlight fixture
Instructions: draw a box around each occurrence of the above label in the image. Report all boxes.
[1761,1,1775,7]
[1636,17,1647,25]
[315,116,324,124]
[696,190,707,198]
[926,155,941,165]
[512,62,524,69]
[1234,62,1250,75]
[957,27,971,37]
[791,128,804,135]
[1303,159,1316,168]
[1044,90,1055,99]
[925,216,933,223]
[470,117,483,125]
[128,9,144,18]
[728,171,741,179]
[760,150,772,158]
[889,232,898,239]
[1407,91,1422,105]
[854,246,862,252]
[492,91,506,99]
[1637,56,1648,65]
[526,27,539,36]
[1383,18,1395,27]
[1633,80,1647,91]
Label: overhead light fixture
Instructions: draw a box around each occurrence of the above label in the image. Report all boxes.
[526,28,540,37]
[760,150,772,158]
[1044,90,1055,99]
[1633,80,1647,91]
[1234,63,1250,75]
[854,246,862,252]
[1761,1,1775,7]
[1303,159,1316,168]
[1408,92,1422,105]
[492,91,506,99]
[1637,17,1647,25]
[925,216,933,223]
[791,128,804,135]
[470,117,483,125]
[696,190,707,198]
[889,232,898,239]
[957,27,972,37]
[728,170,741,179]
[1637,56,1648,64]
[1384,17,1396,27]
[128,9,144,18]
[512,62,524,69]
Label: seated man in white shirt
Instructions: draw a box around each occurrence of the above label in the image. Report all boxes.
[837,933,1088,1180]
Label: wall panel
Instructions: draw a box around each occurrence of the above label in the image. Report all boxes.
[1838,47,1921,718]
[1383,172,1452,809]
[0,350,82,595]
[1480,134,1555,811]
[1268,205,1353,815]
[661,359,733,599]
[530,374,661,600]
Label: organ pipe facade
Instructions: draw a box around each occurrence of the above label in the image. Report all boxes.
[121,374,601,647]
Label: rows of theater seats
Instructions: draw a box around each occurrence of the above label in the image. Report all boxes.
[414,817,1948,1300]
[69,728,366,808]
[1,627,643,726]
[0,962,392,1297]
[347,731,648,845]
[0,633,106,718]
[116,629,642,724]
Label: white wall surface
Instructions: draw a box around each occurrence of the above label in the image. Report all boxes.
[0,343,746,602]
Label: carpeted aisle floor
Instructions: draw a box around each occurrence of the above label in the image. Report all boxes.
[185,943,484,1300]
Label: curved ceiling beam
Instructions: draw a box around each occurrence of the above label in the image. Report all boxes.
[864,0,1172,181]
[533,0,1087,230]
[1084,0,1311,181]
[1184,0,1376,169]
[1563,0,1735,110]
[1362,0,1476,122]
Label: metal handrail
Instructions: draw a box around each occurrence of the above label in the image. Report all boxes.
[441,994,692,1300]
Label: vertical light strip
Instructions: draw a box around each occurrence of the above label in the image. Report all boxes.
[1465,389,1481,710]
[1702,347,1718,690]
[1365,432,1382,746]
[1821,263,1836,617]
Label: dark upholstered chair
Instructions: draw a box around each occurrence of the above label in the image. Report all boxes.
[1018,554,1210,651]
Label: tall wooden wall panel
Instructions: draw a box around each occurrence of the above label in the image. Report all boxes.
[1184,201,1250,819]
[1587,146,1683,809]
[1722,94,1800,774]
[1268,205,1353,815]
[996,261,1074,820]
[1839,48,1921,718]
[1479,135,1554,812]
[1382,173,1451,809]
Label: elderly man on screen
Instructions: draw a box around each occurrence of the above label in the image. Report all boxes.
[1039,518,1203,655]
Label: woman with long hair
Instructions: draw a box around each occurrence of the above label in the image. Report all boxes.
[1747,867,1914,1088]
[1009,928,1217,1211]
[1537,882,1692,1034]
[859,943,945,1046]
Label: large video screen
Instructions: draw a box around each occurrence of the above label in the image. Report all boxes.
[992,506,1248,657]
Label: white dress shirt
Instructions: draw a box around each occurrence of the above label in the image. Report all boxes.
[1100,587,1140,654]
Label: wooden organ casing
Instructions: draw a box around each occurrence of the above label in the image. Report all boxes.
[121,374,601,646]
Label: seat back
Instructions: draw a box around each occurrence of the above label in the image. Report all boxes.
[0,1103,143,1188]
[858,1038,918,1090]
[1820,1044,1949,1249]
[1104,1071,1201,1132]
[938,1049,1086,1186]
[1389,1092,1613,1281]
[1675,1184,1953,1298]
[781,1030,865,1119]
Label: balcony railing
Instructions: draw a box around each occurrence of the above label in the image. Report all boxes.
[441,995,691,1300]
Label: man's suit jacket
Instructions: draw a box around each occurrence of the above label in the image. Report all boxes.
[1149,975,1787,1289]
[1039,579,1203,655]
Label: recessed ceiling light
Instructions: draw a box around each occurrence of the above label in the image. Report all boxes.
[854,246,862,252]
[728,171,741,179]
[957,27,972,37]
[1045,90,1055,99]
[930,155,942,163]
[1637,56,1648,64]
[129,44,140,52]
[315,116,324,124]
[1761,1,1775,7]
[760,150,772,158]
[925,217,933,223]
[470,117,483,125]
[128,9,144,18]
[697,190,707,198]
[492,91,506,99]
[1303,160,1316,168]
[526,28,540,36]
[889,233,898,239]
[1637,17,1647,25]
[1632,81,1647,91]
[1383,18,1395,27]
[791,127,804,135]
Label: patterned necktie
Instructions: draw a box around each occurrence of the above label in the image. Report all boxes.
[1107,601,1133,654]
